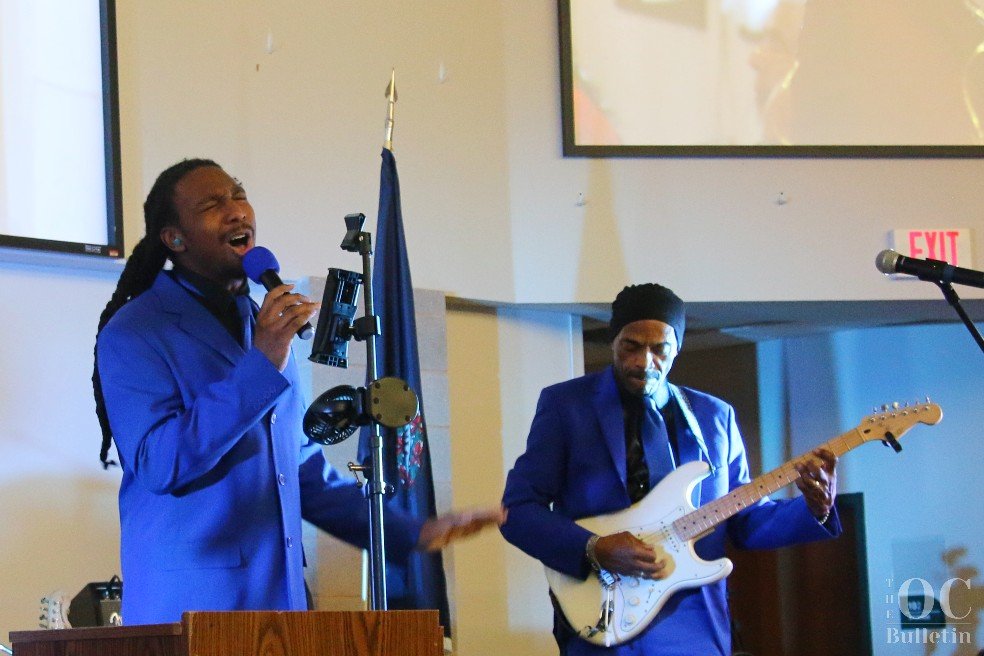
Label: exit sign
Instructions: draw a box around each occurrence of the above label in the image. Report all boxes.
[891,229,974,268]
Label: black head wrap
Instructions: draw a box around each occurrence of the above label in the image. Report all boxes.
[609,283,686,347]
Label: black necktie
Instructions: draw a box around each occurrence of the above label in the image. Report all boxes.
[235,295,254,349]
[640,398,675,489]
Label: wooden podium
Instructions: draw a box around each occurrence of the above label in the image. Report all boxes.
[9,610,442,656]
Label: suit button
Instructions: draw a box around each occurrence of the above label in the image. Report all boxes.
[278,473,286,486]
[286,536,293,548]
[270,412,278,425]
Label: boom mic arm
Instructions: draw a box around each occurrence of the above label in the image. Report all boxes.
[876,249,984,289]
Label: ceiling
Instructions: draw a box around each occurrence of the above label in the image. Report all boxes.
[452,297,984,352]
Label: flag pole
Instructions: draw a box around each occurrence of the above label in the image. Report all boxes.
[384,69,397,151]
[364,69,400,611]
[364,69,399,611]
[358,70,453,632]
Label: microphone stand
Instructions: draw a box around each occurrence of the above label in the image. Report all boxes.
[934,281,984,355]
[342,225,390,611]
[309,213,418,611]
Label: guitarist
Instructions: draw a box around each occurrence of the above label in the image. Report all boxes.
[500,283,840,655]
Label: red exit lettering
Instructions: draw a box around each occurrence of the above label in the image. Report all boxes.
[907,230,962,265]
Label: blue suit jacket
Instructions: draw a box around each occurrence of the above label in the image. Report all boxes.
[97,272,421,624]
[501,368,839,655]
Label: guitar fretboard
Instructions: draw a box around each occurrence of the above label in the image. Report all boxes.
[667,401,938,542]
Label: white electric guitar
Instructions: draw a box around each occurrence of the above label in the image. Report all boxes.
[546,400,943,647]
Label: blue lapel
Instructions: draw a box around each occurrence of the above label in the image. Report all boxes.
[592,367,628,492]
[151,273,246,365]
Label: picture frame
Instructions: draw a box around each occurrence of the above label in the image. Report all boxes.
[558,0,984,158]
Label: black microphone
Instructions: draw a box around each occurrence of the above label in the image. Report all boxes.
[876,249,984,289]
[242,246,314,339]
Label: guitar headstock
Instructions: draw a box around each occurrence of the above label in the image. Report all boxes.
[857,400,943,452]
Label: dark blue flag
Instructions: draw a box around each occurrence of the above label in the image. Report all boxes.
[358,147,451,634]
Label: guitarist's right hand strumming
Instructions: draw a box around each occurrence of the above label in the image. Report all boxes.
[595,532,667,580]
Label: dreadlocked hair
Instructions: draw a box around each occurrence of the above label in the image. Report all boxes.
[93,158,220,468]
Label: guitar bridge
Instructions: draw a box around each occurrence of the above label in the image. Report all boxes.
[583,569,619,645]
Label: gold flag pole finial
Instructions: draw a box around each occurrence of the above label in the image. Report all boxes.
[384,69,397,151]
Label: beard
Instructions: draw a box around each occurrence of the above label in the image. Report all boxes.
[615,366,663,398]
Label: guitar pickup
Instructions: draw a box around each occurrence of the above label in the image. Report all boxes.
[598,569,616,586]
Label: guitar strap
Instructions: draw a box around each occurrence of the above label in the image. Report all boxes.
[548,588,579,651]
[668,383,716,507]
[668,384,716,476]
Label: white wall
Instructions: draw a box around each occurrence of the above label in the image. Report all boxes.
[115,0,515,303]
[115,1,983,306]
[0,259,123,641]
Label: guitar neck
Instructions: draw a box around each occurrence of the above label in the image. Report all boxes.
[672,427,863,541]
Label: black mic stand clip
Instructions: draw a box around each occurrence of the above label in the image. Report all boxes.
[304,212,419,612]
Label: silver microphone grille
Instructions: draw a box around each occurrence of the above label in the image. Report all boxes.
[875,249,901,275]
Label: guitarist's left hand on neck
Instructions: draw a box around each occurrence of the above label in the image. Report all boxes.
[794,448,838,522]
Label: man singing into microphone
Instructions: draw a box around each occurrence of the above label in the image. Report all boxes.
[500,283,840,655]
[93,158,501,624]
